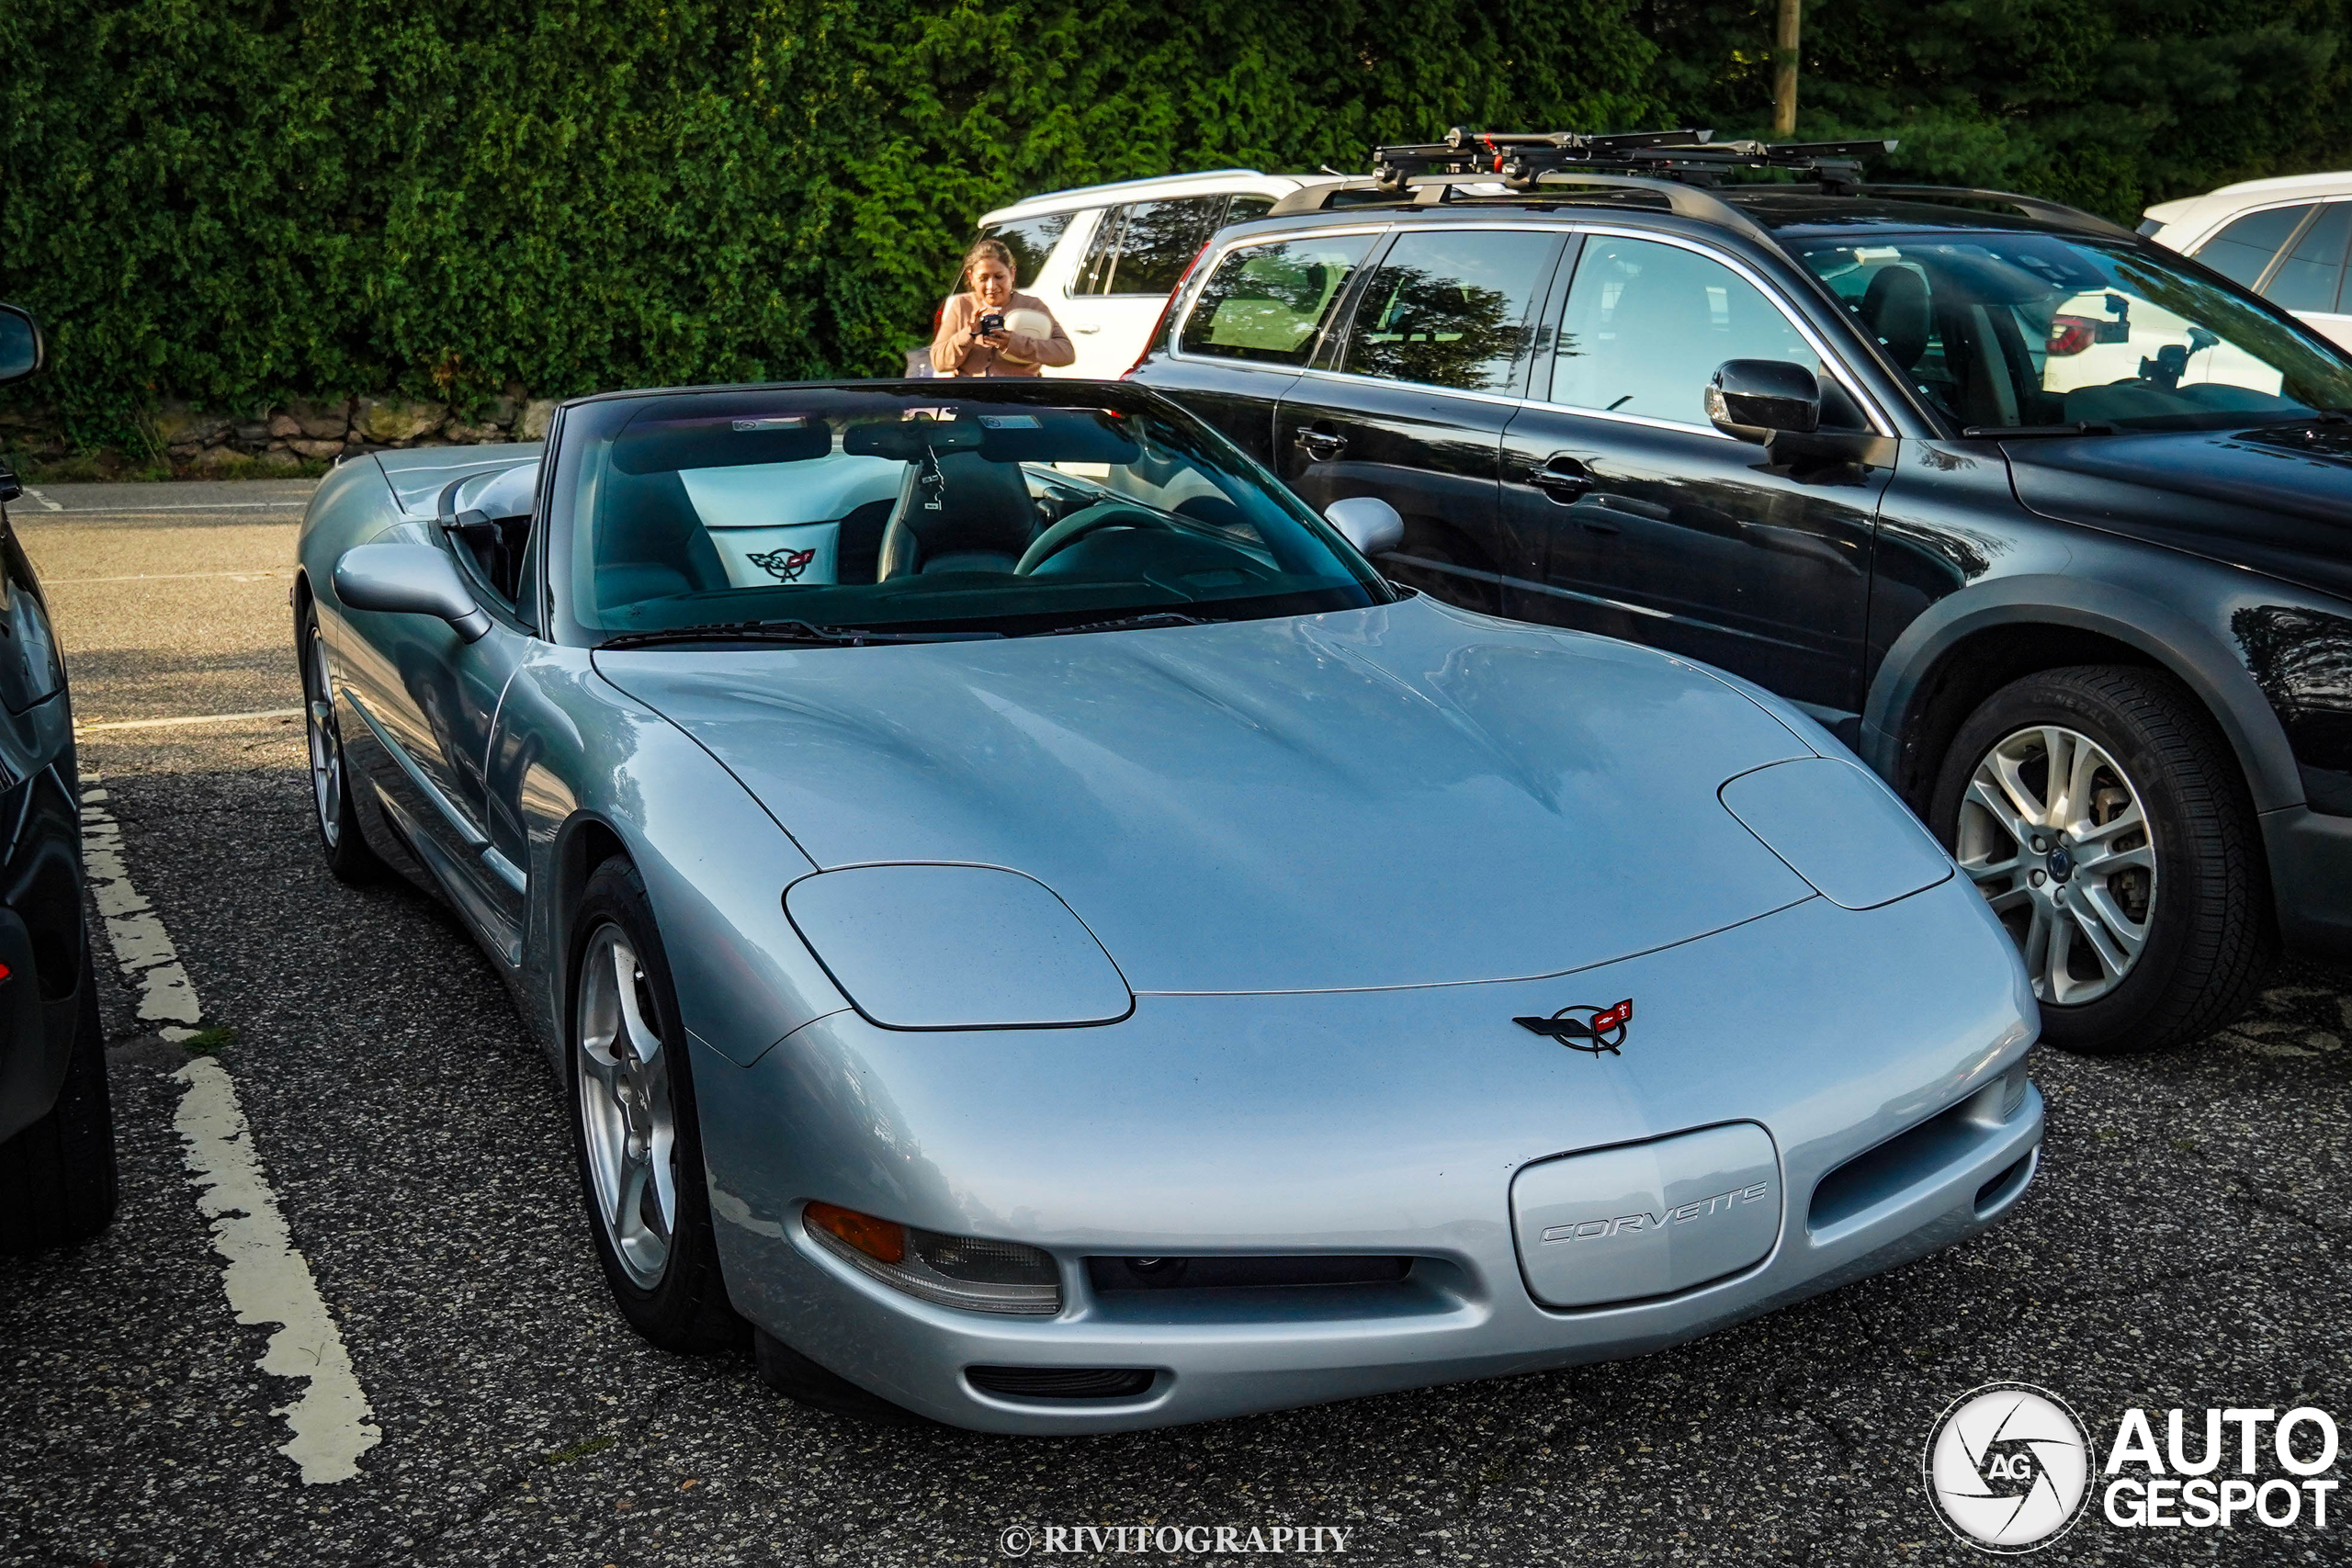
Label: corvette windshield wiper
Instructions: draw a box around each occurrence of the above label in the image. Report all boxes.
[598,618,1005,650]
[1027,611,1216,638]
[1961,421,2122,438]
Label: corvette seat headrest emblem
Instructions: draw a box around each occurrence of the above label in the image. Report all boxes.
[1514,998,1634,1055]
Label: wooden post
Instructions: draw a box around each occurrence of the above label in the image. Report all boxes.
[1773,0,1802,137]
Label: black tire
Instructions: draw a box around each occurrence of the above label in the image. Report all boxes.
[1929,665,2270,1055]
[299,604,382,884]
[566,858,740,1353]
[0,945,117,1254]
[752,1326,927,1426]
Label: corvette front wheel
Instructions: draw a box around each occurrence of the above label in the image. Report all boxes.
[567,859,739,1353]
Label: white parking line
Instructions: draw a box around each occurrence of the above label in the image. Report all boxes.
[80,769,380,1483]
[28,501,310,516]
[78,707,304,735]
[49,569,292,585]
[20,487,65,512]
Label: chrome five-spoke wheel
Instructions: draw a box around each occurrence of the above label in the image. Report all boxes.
[575,923,678,1289]
[304,628,343,849]
[1957,724,2155,1007]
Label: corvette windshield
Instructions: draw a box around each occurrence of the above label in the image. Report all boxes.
[554,386,1388,642]
[1792,231,2352,432]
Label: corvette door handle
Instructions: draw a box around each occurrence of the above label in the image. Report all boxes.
[1295,429,1348,462]
[1527,457,1595,502]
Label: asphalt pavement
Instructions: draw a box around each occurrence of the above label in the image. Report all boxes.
[1,478,2346,1566]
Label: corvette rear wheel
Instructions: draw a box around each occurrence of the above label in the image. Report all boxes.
[568,860,739,1353]
[300,607,381,883]
[1930,665,2268,1055]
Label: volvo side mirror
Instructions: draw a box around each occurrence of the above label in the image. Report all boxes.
[1705,359,1822,443]
[0,305,44,386]
[334,543,492,641]
[1324,495,1404,558]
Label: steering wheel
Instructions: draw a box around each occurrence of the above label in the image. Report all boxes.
[1014,502,1178,576]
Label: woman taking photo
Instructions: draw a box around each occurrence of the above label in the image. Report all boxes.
[931,239,1075,378]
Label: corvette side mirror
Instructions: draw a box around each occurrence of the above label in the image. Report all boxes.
[0,305,44,387]
[1705,359,1822,444]
[334,542,492,642]
[1323,495,1404,558]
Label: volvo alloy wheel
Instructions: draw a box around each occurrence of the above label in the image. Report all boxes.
[1956,724,2156,1007]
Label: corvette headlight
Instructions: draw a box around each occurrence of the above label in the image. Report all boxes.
[804,1201,1062,1315]
[786,863,1131,1030]
[1719,757,1954,910]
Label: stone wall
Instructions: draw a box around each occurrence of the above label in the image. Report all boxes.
[0,391,560,473]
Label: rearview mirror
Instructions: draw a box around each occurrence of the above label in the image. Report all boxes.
[1705,359,1822,443]
[1323,495,1404,558]
[0,305,44,386]
[334,543,492,641]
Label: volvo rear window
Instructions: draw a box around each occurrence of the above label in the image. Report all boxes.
[1178,235,1377,366]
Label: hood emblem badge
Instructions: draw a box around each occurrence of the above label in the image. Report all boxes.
[1515,998,1634,1055]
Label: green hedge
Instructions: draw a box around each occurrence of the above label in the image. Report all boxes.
[4,0,2347,450]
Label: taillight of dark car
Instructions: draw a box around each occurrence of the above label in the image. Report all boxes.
[1125,238,1216,377]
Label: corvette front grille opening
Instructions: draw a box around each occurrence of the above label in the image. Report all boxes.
[967,1366,1156,1402]
[1086,1255,1413,1293]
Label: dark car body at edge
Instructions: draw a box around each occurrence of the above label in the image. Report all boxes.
[0,299,113,1253]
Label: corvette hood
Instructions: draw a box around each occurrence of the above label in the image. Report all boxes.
[596,598,1820,993]
[2005,423,2352,602]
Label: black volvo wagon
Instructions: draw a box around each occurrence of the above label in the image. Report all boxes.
[1127,133,2352,1055]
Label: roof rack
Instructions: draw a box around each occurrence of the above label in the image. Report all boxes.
[1374,127,1897,196]
[1267,170,1778,243]
[1857,185,2138,239]
[1263,130,2137,243]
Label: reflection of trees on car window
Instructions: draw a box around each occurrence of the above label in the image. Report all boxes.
[1182,240,1375,362]
[1349,265,1528,391]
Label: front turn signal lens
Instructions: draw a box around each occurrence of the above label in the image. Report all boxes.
[805,1201,906,1265]
[802,1201,1062,1316]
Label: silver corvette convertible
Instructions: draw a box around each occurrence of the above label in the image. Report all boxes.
[294,379,2042,1433]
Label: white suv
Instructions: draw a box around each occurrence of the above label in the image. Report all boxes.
[2142,172,2352,349]
[948,170,1310,378]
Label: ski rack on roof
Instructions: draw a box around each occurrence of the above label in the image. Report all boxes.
[1374,127,1897,195]
[1265,128,2133,243]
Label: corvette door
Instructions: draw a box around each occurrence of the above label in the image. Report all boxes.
[1274,225,1565,613]
[339,506,533,957]
[1498,232,1888,725]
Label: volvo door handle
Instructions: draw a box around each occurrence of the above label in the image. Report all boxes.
[1071,324,1101,333]
[1526,457,1595,502]
[1295,428,1348,462]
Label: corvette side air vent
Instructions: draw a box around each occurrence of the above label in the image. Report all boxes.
[967,1366,1156,1402]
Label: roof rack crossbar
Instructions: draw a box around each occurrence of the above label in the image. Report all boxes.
[1264,170,1775,243]
[1371,127,1897,197]
[1860,185,2137,239]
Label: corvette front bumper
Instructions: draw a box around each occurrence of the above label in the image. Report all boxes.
[698,878,2041,1434]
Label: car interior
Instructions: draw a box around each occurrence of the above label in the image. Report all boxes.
[564,397,1381,635]
[1800,233,2352,430]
